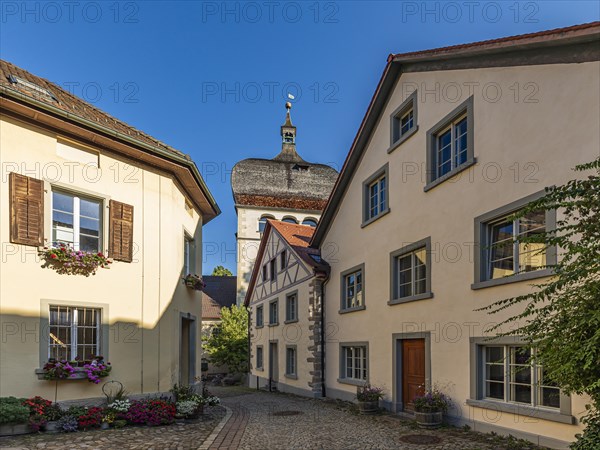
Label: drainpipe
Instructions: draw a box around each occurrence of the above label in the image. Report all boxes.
[315,271,329,398]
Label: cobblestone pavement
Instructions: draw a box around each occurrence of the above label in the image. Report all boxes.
[211,386,541,450]
[0,407,226,450]
[0,387,542,449]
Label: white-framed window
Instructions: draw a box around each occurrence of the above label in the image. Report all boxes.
[485,210,546,280]
[342,269,363,310]
[52,190,102,252]
[256,305,264,327]
[395,247,427,299]
[269,300,278,325]
[256,346,263,369]
[482,346,560,409]
[341,345,367,381]
[282,216,298,224]
[368,175,386,220]
[184,235,193,274]
[285,293,297,322]
[286,347,297,376]
[48,305,101,361]
[435,115,468,180]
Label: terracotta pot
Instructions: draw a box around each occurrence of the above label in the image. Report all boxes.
[0,423,33,437]
[415,411,443,429]
[357,400,379,415]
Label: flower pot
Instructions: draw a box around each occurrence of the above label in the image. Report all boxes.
[101,422,110,430]
[357,400,379,415]
[0,423,33,437]
[44,420,60,433]
[415,411,443,429]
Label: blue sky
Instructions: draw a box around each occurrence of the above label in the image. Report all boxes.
[1,1,598,274]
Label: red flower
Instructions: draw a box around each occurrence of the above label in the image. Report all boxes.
[50,254,57,259]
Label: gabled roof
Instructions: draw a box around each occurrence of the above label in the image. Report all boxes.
[0,59,220,222]
[244,220,329,306]
[311,22,600,246]
[202,294,225,320]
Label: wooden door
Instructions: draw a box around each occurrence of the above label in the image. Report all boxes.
[402,339,425,410]
[269,342,279,385]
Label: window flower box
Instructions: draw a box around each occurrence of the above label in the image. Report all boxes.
[36,357,111,383]
[40,244,112,277]
[182,274,206,291]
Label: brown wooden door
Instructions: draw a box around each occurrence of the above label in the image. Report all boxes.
[402,339,425,410]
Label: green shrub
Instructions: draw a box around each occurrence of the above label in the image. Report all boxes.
[0,397,29,424]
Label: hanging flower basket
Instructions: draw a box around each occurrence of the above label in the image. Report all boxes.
[40,244,112,276]
[182,274,206,291]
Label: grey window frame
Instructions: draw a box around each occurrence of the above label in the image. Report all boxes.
[256,345,264,370]
[256,305,264,328]
[472,190,557,290]
[362,163,390,227]
[284,290,298,323]
[388,90,418,153]
[285,345,297,379]
[338,342,369,386]
[468,336,573,424]
[339,263,365,313]
[425,96,476,192]
[268,299,279,326]
[389,237,433,305]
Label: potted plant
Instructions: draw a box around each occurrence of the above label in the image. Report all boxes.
[101,410,115,430]
[39,243,112,276]
[0,397,31,436]
[43,404,63,433]
[412,387,450,429]
[182,274,206,291]
[356,384,384,415]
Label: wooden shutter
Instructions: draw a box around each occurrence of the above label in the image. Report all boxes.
[109,200,134,262]
[9,172,44,246]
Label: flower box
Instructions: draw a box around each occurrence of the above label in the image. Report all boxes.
[35,367,88,380]
[0,422,33,437]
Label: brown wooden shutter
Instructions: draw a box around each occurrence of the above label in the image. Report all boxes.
[109,200,134,262]
[9,172,44,246]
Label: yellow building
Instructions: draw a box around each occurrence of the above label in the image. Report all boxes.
[310,23,599,449]
[0,59,219,401]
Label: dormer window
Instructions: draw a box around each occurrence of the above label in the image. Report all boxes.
[292,164,309,172]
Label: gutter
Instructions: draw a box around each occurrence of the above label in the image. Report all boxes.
[315,269,330,398]
[0,85,220,217]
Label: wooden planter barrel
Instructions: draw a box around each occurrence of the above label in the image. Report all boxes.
[0,423,33,437]
[415,411,443,429]
[357,400,379,415]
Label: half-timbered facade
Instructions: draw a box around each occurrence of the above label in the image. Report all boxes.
[246,220,328,397]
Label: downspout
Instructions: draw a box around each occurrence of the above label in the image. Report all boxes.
[316,271,329,398]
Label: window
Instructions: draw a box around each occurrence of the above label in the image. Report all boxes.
[282,217,298,224]
[487,210,546,280]
[286,346,297,376]
[256,346,263,370]
[425,96,474,191]
[285,292,297,322]
[482,346,560,409]
[183,235,193,274]
[52,190,102,252]
[390,90,418,151]
[362,164,389,226]
[269,300,278,325]
[48,306,101,361]
[341,265,364,311]
[262,264,268,282]
[270,259,277,281]
[256,305,264,327]
[302,218,318,227]
[390,237,432,304]
[280,250,287,270]
[258,215,273,233]
[9,74,57,102]
[341,345,367,382]
[473,191,556,289]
